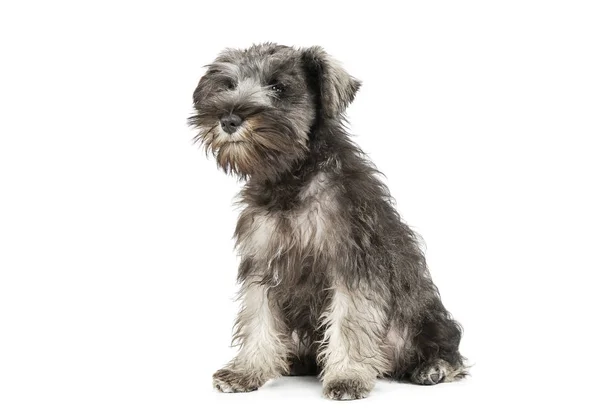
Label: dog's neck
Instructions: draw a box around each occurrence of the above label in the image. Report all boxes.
[241,120,363,212]
[241,153,325,213]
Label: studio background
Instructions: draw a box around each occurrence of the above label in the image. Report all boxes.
[1,1,598,419]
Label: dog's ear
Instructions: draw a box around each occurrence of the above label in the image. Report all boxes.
[192,69,213,106]
[302,46,361,119]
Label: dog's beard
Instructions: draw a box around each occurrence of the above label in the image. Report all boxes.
[195,116,309,179]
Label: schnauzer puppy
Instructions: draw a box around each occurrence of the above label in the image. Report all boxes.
[190,43,467,400]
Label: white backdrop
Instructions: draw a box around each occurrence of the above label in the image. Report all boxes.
[1,1,598,419]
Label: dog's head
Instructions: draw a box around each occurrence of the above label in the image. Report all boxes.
[189,43,360,179]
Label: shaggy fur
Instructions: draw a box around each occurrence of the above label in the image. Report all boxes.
[189,43,467,400]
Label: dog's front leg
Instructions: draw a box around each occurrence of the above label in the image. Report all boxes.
[319,281,390,400]
[213,280,290,393]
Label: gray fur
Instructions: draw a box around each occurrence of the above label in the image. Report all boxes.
[190,43,467,400]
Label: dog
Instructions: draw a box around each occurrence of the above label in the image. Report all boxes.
[189,43,467,400]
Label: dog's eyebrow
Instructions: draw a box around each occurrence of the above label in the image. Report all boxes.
[206,61,241,79]
[259,52,295,72]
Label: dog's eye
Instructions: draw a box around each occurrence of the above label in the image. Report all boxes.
[270,83,285,94]
[223,80,236,90]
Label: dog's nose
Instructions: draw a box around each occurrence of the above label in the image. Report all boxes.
[220,114,243,134]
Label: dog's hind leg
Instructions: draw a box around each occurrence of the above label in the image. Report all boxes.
[410,358,466,385]
[408,305,468,385]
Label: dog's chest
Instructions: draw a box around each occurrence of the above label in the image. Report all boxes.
[243,203,328,258]
[238,172,337,266]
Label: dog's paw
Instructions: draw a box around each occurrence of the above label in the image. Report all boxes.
[212,368,263,393]
[411,359,456,385]
[323,379,371,401]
